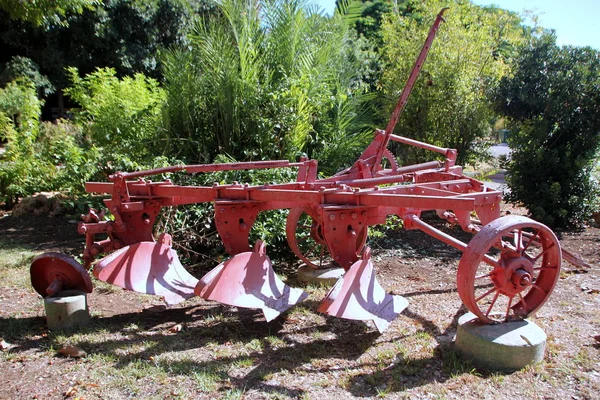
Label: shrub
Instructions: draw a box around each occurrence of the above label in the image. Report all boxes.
[64,67,167,179]
[494,32,600,229]
[0,79,53,207]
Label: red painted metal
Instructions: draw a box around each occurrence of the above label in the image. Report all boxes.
[93,233,199,305]
[30,9,578,332]
[318,248,408,333]
[30,252,93,296]
[195,241,308,321]
[456,216,562,323]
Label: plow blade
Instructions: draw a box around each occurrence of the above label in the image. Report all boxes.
[195,241,307,322]
[94,233,198,305]
[318,248,408,333]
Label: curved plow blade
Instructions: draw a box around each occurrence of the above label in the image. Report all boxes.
[318,248,408,333]
[195,241,307,322]
[94,234,198,305]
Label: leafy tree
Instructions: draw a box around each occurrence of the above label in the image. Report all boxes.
[162,0,377,170]
[0,79,51,207]
[0,56,54,96]
[0,0,214,90]
[380,0,523,166]
[0,0,96,27]
[493,32,600,229]
[64,67,167,177]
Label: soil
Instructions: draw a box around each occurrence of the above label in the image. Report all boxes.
[0,205,599,399]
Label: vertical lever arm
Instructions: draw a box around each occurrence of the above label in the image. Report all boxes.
[374,8,449,168]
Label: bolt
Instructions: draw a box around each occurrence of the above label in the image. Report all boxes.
[351,213,357,219]
[341,213,347,220]
[329,214,335,220]
[220,208,226,213]
[231,207,237,213]
[362,211,367,217]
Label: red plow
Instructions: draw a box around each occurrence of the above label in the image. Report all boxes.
[30,9,584,332]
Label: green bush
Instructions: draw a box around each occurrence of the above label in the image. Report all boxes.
[0,79,54,207]
[494,32,600,229]
[64,67,167,179]
[161,0,377,170]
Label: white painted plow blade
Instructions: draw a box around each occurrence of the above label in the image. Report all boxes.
[318,248,408,333]
[195,241,308,322]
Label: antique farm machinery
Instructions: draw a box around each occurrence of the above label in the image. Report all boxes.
[30,9,574,332]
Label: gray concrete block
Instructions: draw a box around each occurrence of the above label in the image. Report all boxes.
[44,290,90,331]
[455,312,546,371]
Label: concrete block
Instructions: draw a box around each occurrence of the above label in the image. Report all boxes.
[44,290,90,331]
[455,312,546,371]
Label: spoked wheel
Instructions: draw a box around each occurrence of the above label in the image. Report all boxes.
[286,208,367,269]
[457,215,561,324]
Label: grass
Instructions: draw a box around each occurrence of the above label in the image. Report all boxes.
[1,234,599,399]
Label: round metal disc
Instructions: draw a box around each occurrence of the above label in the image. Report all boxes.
[30,252,93,297]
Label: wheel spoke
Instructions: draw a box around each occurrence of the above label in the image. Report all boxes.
[482,254,501,268]
[475,272,492,280]
[514,228,523,251]
[522,231,540,253]
[532,242,556,264]
[505,295,514,320]
[485,291,500,317]
[501,239,517,252]
[475,287,496,303]
[518,292,528,312]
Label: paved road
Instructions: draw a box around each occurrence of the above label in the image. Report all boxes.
[483,144,511,192]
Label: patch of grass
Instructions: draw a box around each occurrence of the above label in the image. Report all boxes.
[265,335,286,348]
[0,242,38,287]
[246,338,263,352]
[222,387,246,400]
[439,345,478,377]
[232,357,255,368]
[192,370,220,392]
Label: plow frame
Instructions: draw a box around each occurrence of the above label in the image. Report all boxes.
[30,8,582,330]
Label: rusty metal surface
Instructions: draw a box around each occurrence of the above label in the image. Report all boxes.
[195,241,307,321]
[30,8,580,330]
[456,216,562,323]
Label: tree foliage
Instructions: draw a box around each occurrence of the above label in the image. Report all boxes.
[380,0,523,165]
[64,67,167,176]
[0,0,96,27]
[162,0,377,171]
[494,32,600,229]
[0,0,214,88]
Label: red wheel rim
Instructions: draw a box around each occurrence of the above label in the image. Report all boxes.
[30,252,93,297]
[457,216,561,323]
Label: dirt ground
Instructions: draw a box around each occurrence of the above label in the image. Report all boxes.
[0,206,599,399]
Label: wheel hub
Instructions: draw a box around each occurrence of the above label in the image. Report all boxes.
[491,253,534,296]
